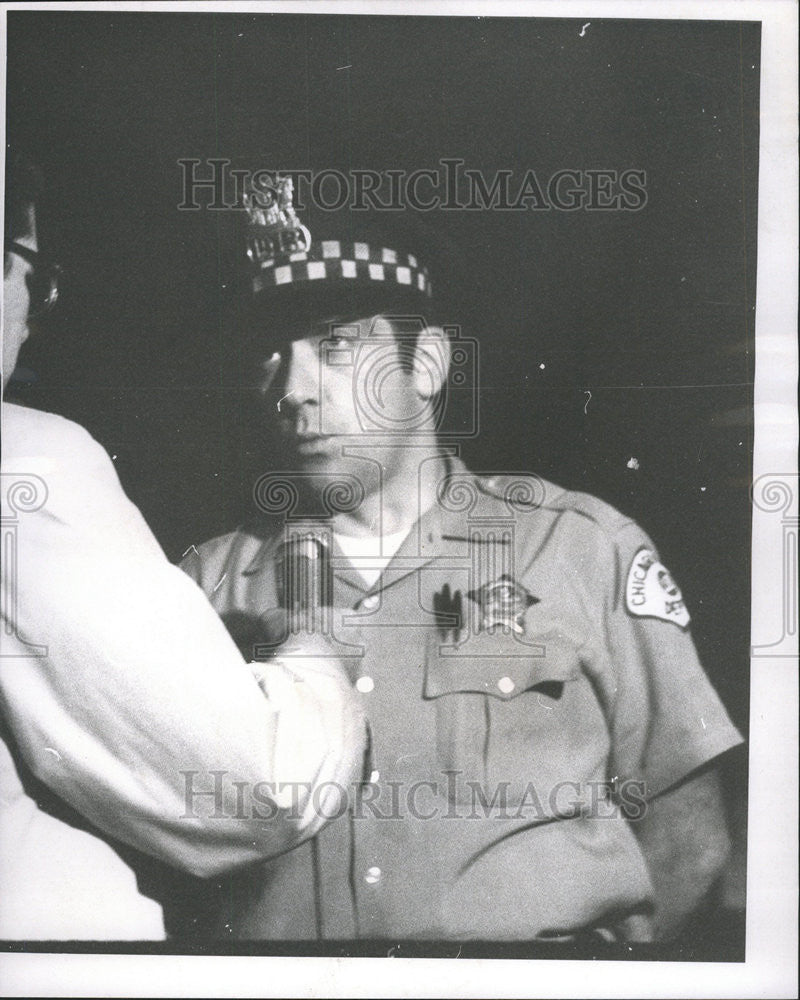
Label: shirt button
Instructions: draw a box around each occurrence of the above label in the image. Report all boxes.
[364,866,382,885]
[369,769,380,784]
[356,676,375,694]
[361,594,379,610]
[497,676,515,694]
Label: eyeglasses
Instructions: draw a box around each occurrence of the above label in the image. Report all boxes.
[5,241,63,318]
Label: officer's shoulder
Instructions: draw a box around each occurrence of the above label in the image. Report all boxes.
[475,472,635,539]
[546,486,636,539]
[473,471,556,508]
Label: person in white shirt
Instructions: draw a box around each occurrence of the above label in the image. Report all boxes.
[0,150,366,940]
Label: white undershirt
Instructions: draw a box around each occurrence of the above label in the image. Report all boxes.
[334,527,411,587]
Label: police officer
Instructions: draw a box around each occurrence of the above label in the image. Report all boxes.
[180,179,742,942]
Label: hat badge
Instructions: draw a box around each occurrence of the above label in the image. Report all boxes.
[245,175,312,268]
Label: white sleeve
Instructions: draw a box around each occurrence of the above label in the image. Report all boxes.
[0,410,365,877]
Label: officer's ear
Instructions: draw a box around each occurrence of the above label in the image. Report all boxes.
[411,325,450,400]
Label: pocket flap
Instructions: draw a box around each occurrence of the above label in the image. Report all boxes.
[424,632,581,701]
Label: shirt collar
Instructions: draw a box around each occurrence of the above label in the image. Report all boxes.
[240,449,475,581]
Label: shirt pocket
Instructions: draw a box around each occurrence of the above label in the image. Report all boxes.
[423,632,582,807]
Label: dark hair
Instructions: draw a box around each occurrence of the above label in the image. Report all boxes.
[4,148,40,273]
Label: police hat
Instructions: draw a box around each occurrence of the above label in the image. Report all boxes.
[242,176,438,334]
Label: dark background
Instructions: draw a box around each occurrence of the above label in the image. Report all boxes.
[5,12,758,953]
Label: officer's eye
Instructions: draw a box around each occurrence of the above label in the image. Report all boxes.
[328,324,361,349]
[322,336,357,367]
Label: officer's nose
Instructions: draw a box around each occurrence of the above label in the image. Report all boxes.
[280,339,321,411]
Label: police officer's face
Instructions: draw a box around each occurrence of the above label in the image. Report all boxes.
[257,313,422,472]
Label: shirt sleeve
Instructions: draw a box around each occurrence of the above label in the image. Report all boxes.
[0,412,366,877]
[597,520,743,800]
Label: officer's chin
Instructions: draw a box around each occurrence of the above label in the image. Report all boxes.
[294,457,332,478]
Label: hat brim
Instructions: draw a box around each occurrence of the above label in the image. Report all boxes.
[243,277,437,344]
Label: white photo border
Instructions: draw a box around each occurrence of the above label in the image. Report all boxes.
[0,1,796,998]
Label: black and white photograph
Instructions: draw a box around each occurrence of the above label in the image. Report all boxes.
[1,2,796,997]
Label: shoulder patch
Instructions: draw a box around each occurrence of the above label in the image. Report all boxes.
[625,548,690,629]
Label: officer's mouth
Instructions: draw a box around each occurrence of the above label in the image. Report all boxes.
[293,433,335,456]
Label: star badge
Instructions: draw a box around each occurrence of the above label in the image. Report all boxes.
[467,574,539,634]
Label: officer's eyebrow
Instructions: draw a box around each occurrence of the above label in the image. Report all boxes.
[311,316,373,341]
[319,314,367,330]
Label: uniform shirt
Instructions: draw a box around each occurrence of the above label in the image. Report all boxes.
[0,402,365,940]
[180,456,742,941]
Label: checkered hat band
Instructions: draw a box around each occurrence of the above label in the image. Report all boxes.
[250,241,431,297]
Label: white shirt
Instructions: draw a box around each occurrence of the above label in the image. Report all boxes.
[0,402,365,939]
[334,526,411,587]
